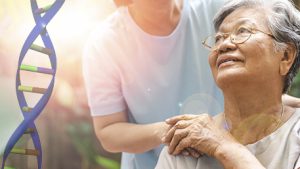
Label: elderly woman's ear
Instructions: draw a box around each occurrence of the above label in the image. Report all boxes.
[279,44,297,76]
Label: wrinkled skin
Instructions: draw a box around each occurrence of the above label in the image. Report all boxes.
[163,114,237,157]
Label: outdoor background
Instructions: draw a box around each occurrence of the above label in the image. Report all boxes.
[0,0,299,169]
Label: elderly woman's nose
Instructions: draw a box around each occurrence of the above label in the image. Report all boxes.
[218,38,236,53]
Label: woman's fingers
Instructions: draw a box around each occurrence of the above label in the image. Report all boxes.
[282,94,300,108]
[166,114,198,125]
[172,137,190,155]
[163,120,191,143]
[186,147,203,158]
[168,129,188,154]
[174,120,191,129]
[180,148,203,158]
[181,149,190,156]
[162,126,176,144]
[165,114,226,157]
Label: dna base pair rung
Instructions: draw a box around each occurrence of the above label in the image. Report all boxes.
[1,1,64,169]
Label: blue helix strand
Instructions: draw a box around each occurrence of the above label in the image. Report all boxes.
[1,0,64,169]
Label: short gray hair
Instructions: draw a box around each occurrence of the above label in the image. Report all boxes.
[213,0,300,93]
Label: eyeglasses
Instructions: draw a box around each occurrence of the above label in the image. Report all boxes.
[202,26,275,51]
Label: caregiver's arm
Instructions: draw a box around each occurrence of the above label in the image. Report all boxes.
[93,111,169,153]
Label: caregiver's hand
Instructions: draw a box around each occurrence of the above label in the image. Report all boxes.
[282,94,300,108]
[163,114,236,157]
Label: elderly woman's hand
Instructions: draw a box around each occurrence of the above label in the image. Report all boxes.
[162,114,203,158]
[163,114,236,157]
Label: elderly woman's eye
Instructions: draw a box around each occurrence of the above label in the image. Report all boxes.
[214,35,222,44]
[236,27,251,35]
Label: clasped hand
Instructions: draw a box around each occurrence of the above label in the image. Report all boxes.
[162,114,235,158]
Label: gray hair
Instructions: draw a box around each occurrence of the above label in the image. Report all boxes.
[213,0,300,93]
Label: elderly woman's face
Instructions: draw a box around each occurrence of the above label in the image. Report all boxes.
[209,7,284,89]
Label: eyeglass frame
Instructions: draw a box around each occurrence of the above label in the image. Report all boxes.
[202,26,275,51]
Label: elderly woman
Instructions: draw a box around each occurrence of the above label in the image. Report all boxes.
[155,0,300,168]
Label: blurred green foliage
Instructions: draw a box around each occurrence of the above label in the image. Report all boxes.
[4,167,15,169]
[95,156,120,169]
[66,122,120,169]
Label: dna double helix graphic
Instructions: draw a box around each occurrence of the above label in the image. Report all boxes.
[1,0,64,168]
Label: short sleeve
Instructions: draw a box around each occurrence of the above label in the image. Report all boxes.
[82,26,126,116]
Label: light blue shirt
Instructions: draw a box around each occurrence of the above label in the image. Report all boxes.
[83,0,225,168]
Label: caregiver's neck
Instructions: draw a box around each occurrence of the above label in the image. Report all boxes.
[128,0,183,36]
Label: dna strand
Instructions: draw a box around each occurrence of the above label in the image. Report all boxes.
[1,0,64,168]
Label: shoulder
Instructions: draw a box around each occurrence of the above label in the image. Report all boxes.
[85,10,125,49]
[292,108,300,132]
[187,0,226,32]
[189,0,225,15]
[83,11,127,64]
[289,108,300,169]
[156,147,198,169]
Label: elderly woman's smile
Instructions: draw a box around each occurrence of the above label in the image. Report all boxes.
[216,54,243,68]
